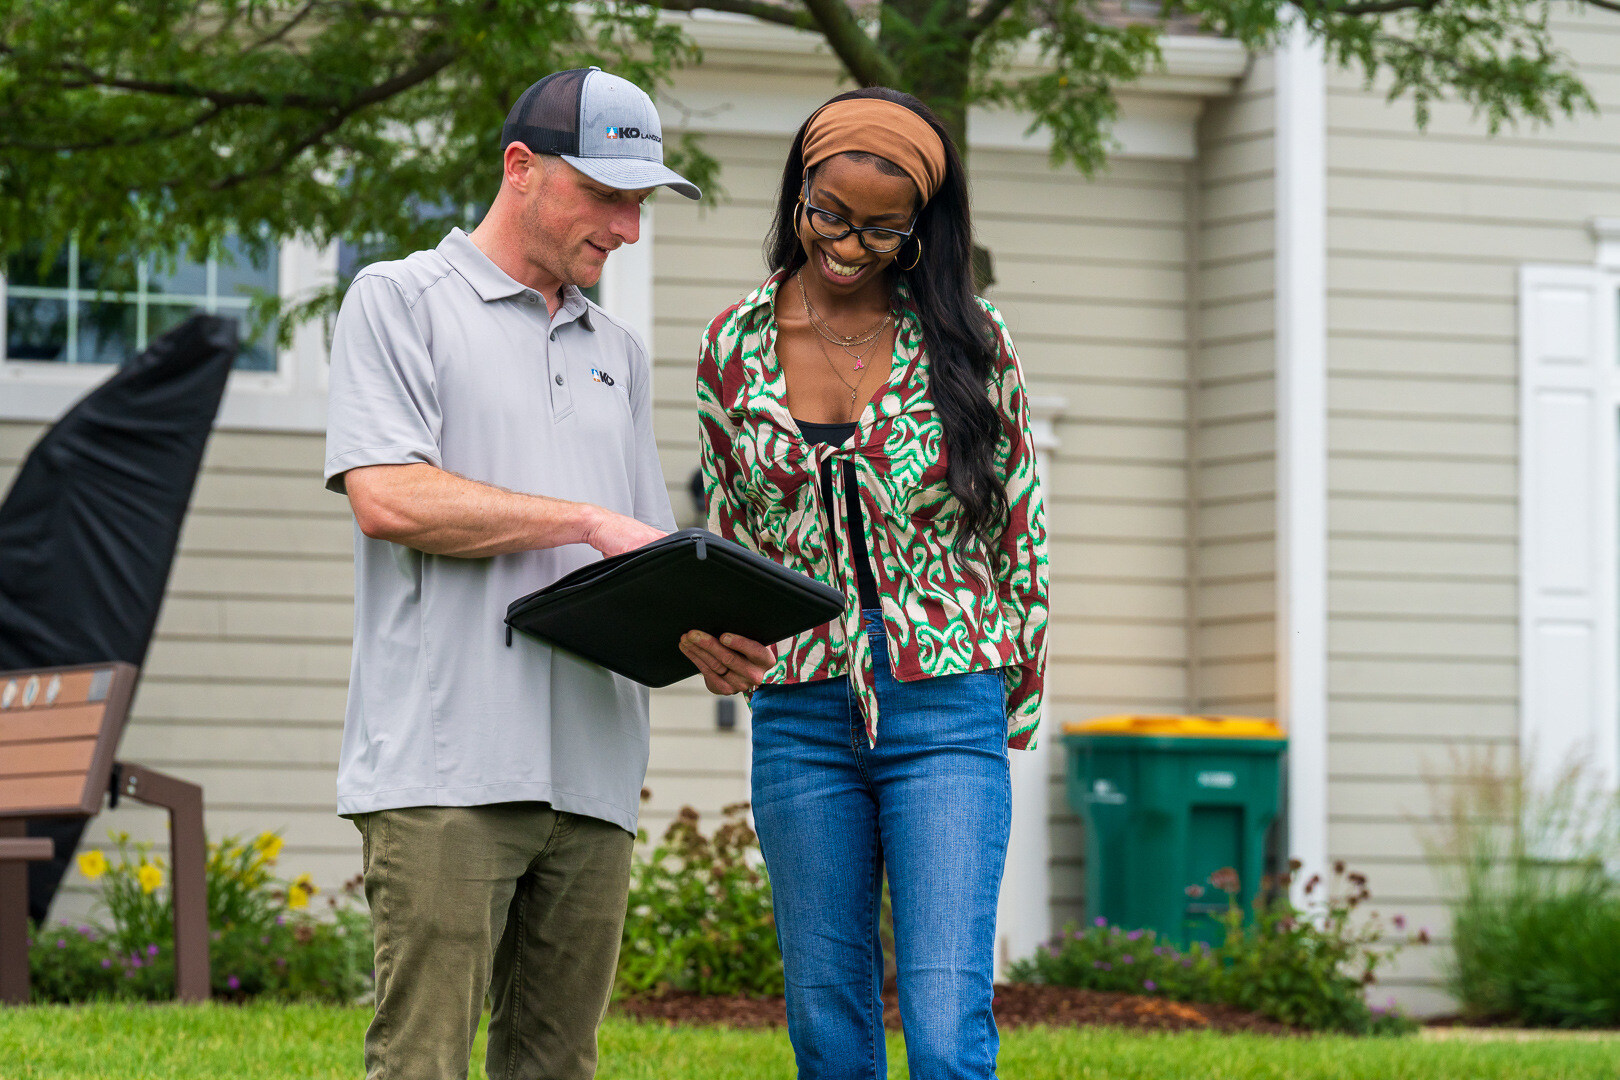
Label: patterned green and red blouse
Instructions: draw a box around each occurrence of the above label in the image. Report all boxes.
[696,270,1049,749]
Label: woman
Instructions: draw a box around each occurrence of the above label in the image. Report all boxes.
[680,87,1048,1080]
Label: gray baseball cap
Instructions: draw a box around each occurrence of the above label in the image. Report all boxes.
[501,67,700,200]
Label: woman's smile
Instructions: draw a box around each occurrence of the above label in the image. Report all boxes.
[819,248,870,282]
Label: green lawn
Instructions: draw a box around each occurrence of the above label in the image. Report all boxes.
[2,1004,1618,1080]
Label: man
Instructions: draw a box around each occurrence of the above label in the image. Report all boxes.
[324,68,771,1080]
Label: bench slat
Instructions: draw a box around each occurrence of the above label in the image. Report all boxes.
[0,838,55,861]
[0,705,106,745]
[0,739,96,780]
[0,774,88,814]
[0,670,102,709]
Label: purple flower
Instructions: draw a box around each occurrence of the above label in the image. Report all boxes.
[100,958,112,969]
[1093,916,1107,927]
[1392,914,1406,930]
[129,958,142,969]
[1122,955,1134,965]
[227,975,241,990]
[261,936,270,946]
[56,939,66,949]
[77,925,94,936]
[1181,959,1193,968]
[1144,980,1157,992]
[1126,930,1143,942]
[275,914,286,926]
[146,944,159,958]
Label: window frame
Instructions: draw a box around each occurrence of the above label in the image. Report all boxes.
[1,209,654,434]
[2,237,337,432]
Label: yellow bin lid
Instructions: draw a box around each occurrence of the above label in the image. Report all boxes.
[1063,714,1285,739]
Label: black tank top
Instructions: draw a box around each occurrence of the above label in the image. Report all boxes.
[793,418,881,612]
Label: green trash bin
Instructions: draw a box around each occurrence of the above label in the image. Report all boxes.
[1063,714,1287,948]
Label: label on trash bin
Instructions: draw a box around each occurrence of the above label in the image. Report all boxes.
[1196,770,1237,789]
[1086,779,1127,805]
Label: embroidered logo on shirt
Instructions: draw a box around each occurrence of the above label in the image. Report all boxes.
[590,368,616,386]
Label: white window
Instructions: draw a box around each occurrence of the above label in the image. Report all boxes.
[4,237,280,371]
[2,210,652,433]
[1518,264,1620,795]
[3,236,336,432]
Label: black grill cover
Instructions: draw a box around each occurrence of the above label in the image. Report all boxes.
[0,313,237,921]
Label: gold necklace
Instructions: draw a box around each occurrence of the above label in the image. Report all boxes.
[798,275,892,369]
[809,332,871,420]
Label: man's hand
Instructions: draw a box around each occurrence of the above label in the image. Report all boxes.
[679,632,774,696]
[583,508,666,558]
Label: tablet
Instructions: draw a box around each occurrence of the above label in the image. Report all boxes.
[505,528,846,687]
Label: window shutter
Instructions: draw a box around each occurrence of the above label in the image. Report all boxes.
[1519,265,1619,794]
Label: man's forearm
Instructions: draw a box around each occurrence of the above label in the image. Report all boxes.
[345,463,604,558]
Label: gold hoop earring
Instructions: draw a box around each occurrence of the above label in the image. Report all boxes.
[901,236,922,272]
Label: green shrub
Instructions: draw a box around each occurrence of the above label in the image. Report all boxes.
[618,802,782,997]
[1008,863,1418,1035]
[1429,756,1620,1028]
[29,830,372,1003]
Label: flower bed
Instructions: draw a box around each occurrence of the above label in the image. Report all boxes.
[28,831,371,1003]
[1007,862,1420,1035]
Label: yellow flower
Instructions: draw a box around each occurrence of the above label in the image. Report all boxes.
[77,850,108,879]
[252,832,284,863]
[138,864,164,894]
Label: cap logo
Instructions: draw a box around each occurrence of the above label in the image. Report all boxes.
[604,125,660,144]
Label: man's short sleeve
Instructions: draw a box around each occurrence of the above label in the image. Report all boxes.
[324,273,443,494]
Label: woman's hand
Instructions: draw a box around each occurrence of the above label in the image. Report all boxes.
[680,631,774,696]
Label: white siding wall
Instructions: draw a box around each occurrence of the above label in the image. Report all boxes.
[1192,59,1279,717]
[5,80,1211,950]
[979,149,1195,933]
[1322,10,1620,1013]
[651,127,1201,934]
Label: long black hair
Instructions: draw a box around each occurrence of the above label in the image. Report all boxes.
[764,87,1009,553]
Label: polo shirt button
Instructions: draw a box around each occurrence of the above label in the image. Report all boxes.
[554,374,564,385]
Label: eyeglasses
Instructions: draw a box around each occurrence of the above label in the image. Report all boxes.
[799,184,915,254]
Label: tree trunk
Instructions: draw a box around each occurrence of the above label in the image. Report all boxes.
[878,0,995,289]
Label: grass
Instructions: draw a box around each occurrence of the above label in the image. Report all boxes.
[3,1005,1620,1080]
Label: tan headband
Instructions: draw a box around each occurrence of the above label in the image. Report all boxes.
[800,99,947,204]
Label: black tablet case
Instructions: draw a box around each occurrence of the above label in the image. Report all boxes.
[505,528,845,687]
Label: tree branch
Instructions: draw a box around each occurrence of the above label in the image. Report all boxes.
[205,44,459,192]
[1327,0,1438,15]
[644,0,817,30]
[1581,0,1620,13]
[970,0,1020,34]
[799,0,901,86]
[244,0,321,53]
[0,103,229,152]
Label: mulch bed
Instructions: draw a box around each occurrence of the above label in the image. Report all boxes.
[616,983,1296,1035]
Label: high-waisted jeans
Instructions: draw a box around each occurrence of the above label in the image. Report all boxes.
[749,611,1012,1080]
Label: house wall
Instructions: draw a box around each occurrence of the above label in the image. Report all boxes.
[1320,8,1620,1014]
[3,94,1210,934]
[651,131,1199,934]
[1191,58,1279,718]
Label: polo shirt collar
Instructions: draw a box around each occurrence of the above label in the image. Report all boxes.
[437,228,595,332]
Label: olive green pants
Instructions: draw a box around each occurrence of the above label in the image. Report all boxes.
[354,804,634,1080]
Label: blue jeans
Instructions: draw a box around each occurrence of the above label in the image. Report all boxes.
[749,612,1012,1080]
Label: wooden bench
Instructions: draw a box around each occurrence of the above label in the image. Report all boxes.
[0,662,209,1004]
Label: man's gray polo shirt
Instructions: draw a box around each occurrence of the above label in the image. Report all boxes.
[324,228,675,833]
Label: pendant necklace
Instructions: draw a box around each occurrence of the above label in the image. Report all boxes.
[798,274,892,370]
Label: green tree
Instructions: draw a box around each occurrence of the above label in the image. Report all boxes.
[0,0,1606,306]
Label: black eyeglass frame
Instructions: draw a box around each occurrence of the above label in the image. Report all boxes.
[798,180,917,254]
